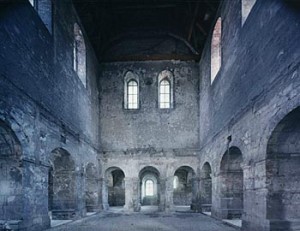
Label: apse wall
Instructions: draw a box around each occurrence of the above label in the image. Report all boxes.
[99,61,199,151]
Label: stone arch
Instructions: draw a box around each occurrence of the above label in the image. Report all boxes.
[219,146,244,219]
[0,112,31,156]
[173,166,196,210]
[139,166,160,208]
[85,162,99,212]
[49,148,76,220]
[103,166,125,209]
[201,162,212,213]
[266,106,300,230]
[0,119,23,222]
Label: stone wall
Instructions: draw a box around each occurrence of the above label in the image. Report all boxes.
[99,60,199,151]
[0,1,101,230]
[198,0,300,230]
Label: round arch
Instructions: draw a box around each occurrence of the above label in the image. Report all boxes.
[103,166,126,209]
[139,166,160,208]
[200,162,212,213]
[266,106,300,229]
[219,146,243,220]
[173,166,196,210]
[0,119,23,221]
[48,148,76,220]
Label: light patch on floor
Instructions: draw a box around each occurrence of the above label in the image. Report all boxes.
[222,219,242,228]
[141,206,159,213]
[203,212,212,216]
[51,219,72,228]
[86,212,96,216]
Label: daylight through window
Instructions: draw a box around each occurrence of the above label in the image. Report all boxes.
[127,80,138,109]
[145,180,154,196]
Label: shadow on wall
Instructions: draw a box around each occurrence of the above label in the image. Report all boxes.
[173,166,195,206]
[0,120,23,223]
[266,107,300,230]
[219,147,243,220]
[49,148,76,220]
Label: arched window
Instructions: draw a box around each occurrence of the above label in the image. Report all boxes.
[211,17,222,84]
[73,23,86,87]
[127,80,138,109]
[158,70,173,109]
[124,72,139,109]
[159,79,171,109]
[241,0,256,26]
[145,180,154,196]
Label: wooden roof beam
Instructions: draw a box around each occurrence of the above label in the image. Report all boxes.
[187,2,200,42]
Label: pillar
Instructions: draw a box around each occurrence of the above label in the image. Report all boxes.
[158,177,174,212]
[124,177,140,212]
[102,177,109,210]
[191,177,201,212]
[75,165,86,217]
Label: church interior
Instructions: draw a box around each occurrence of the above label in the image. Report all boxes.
[0,0,299,230]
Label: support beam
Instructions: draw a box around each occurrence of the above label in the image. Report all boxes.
[196,22,207,36]
[187,2,200,42]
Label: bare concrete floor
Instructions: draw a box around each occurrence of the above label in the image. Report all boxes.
[47,210,238,231]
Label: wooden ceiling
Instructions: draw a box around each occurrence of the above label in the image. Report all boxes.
[73,0,221,62]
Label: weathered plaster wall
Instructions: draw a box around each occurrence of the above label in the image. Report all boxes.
[198,0,300,230]
[101,151,199,212]
[99,60,199,151]
[0,1,101,230]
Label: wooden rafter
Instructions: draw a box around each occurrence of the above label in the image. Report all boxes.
[187,2,200,42]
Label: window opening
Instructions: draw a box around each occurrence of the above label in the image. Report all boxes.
[211,17,222,84]
[127,80,138,109]
[159,79,171,109]
[145,180,154,196]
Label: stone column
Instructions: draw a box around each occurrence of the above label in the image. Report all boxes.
[158,178,166,211]
[75,165,86,218]
[191,177,201,212]
[158,176,174,212]
[102,177,109,210]
[164,176,174,212]
[96,177,103,211]
[124,177,140,212]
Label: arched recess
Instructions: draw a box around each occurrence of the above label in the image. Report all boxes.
[266,107,300,230]
[103,167,125,209]
[139,166,160,208]
[85,163,99,212]
[201,162,212,213]
[220,147,244,219]
[173,166,196,210]
[0,120,23,222]
[49,148,76,220]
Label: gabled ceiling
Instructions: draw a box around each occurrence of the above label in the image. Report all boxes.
[73,0,221,62]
